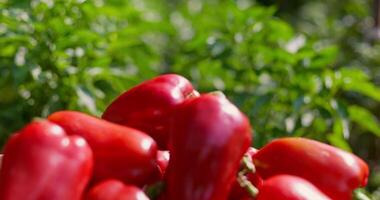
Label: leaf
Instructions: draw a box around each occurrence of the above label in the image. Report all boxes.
[327,132,352,152]
[348,105,380,137]
[338,68,380,101]
[353,189,372,200]
[310,45,338,68]
[328,117,351,151]
[340,68,369,81]
[343,81,380,102]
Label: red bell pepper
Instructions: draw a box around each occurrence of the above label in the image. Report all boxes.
[256,175,331,200]
[165,93,252,200]
[253,137,369,200]
[48,111,158,186]
[102,74,199,149]
[85,179,149,200]
[228,147,263,200]
[0,120,93,200]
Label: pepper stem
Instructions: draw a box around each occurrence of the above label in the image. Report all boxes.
[237,153,259,198]
[237,172,259,197]
[241,154,256,174]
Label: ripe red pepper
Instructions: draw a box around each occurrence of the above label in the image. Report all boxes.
[228,147,263,200]
[0,120,93,200]
[256,175,331,200]
[48,111,158,186]
[85,179,149,200]
[102,74,199,149]
[253,137,369,200]
[166,93,252,200]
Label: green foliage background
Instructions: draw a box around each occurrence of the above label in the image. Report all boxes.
[0,0,379,198]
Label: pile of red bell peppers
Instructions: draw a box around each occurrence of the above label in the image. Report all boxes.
[0,74,369,200]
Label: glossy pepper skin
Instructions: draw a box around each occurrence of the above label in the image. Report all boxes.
[0,120,93,200]
[228,147,263,200]
[253,137,369,200]
[166,94,252,200]
[156,150,170,180]
[256,175,331,200]
[85,179,150,200]
[102,74,199,149]
[48,111,157,186]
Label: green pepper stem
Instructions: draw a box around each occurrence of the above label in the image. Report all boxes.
[241,154,256,174]
[237,172,259,197]
[237,153,258,197]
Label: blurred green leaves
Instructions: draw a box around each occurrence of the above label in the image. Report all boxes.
[341,68,380,102]
[0,0,162,142]
[1,0,379,148]
[349,105,380,137]
[0,0,379,159]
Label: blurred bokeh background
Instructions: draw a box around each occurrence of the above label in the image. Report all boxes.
[0,0,379,198]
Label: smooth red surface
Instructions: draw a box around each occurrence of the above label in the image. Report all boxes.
[85,179,149,200]
[166,94,252,200]
[0,120,93,200]
[228,147,262,200]
[48,111,157,186]
[253,137,369,200]
[256,175,331,200]
[102,74,198,149]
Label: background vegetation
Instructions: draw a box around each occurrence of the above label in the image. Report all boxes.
[0,0,379,198]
